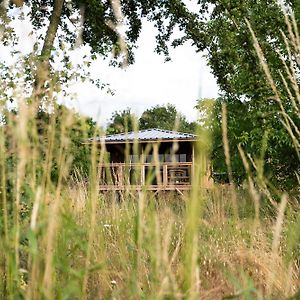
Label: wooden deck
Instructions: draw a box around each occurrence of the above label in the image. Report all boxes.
[98,185,192,191]
[98,162,194,191]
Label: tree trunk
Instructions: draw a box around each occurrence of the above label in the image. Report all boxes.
[32,0,65,105]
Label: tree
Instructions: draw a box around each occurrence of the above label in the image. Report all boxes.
[139,103,195,133]
[1,103,99,181]
[197,94,299,187]
[1,0,204,106]
[193,1,300,188]
[45,104,99,176]
[106,108,137,134]
[2,0,299,187]
[194,1,299,99]
[106,104,196,134]
[195,98,216,131]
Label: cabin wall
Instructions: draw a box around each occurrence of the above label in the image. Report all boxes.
[99,140,215,190]
[106,144,126,162]
[106,141,193,163]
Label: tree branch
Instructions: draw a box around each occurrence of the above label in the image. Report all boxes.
[33,0,65,105]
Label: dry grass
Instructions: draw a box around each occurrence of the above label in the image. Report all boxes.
[0,3,299,300]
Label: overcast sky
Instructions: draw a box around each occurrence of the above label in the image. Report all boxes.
[0,7,219,126]
[67,21,219,125]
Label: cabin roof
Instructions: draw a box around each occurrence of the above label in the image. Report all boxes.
[88,128,197,144]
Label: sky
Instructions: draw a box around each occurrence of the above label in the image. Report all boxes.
[0,6,219,127]
[67,21,219,126]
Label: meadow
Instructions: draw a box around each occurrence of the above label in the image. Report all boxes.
[1,1,300,299]
[0,100,299,300]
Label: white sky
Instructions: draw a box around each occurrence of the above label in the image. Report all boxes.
[67,21,219,126]
[0,7,219,126]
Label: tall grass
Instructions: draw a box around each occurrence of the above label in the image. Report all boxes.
[0,7,300,300]
[0,99,299,300]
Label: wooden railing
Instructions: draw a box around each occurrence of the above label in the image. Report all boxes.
[98,162,193,190]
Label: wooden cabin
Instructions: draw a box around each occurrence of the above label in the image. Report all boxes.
[86,128,211,191]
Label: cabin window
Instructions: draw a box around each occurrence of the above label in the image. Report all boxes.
[146,155,153,163]
[179,154,187,162]
[145,154,163,163]
[165,154,187,162]
[130,155,139,163]
[129,153,187,163]
[165,154,172,162]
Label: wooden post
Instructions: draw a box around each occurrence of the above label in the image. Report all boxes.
[141,164,145,186]
[192,142,195,181]
[163,164,168,187]
[119,165,124,187]
[141,147,145,164]
[153,143,162,187]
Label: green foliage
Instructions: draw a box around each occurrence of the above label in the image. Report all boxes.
[106,108,137,134]
[1,104,99,182]
[193,1,300,188]
[4,0,203,66]
[0,0,206,110]
[196,0,298,98]
[197,96,299,187]
[107,104,196,134]
[139,103,195,133]
[37,105,100,177]
[0,2,299,299]
[0,93,299,300]
[195,98,215,131]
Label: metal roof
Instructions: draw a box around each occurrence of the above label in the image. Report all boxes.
[88,128,196,144]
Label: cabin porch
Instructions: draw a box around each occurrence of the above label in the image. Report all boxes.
[98,162,193,191]
[84,129,212,191]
